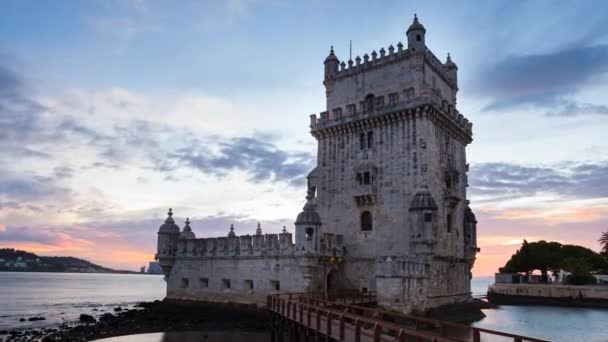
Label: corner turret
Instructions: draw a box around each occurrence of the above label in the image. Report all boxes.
[409,191,438,254]
[407,14,426,53]
[295,195,322,253]
[323,46,340,88]
[155,208,181,276]
[444,53,458,89]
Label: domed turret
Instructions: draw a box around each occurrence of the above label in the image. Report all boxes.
[228,224,236,237]
[324,46,340,84]
[406,14,426,52]
[179,218,196,240]
[295,201,322,225]
[464,203,478,250]
[156,208,181,276]
[444,53,458,88]
[409,191,438,211]
[295,195,322,253]
[158,208,180,233]
[409,191,438,253]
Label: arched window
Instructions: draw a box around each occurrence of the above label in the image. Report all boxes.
[367,131,373,148]
[361,211,373,231]
[305,227,314,240]
[359,132,366,150]
[447,214,453,233]
[364,94,375,112]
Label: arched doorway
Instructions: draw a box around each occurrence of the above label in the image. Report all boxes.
[326,269,340,293]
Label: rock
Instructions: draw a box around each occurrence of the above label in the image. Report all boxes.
[0,330,7,335]
[113,307,123,312]
[99,313,114,322]
[19,318,26,322]
[28,316,46,321]
[79,314,96,323]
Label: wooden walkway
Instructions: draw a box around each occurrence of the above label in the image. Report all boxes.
[267,291,549,342]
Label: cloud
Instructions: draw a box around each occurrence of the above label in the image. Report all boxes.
[469,160,608,204]
[477,44,608,113]
[0,61,47,142]
[546,101,608,117]
[0,170,73,202]
[171,135,315,186]
[54,166,74,179]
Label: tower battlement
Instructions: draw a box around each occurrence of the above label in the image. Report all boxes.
[330,44,456,91]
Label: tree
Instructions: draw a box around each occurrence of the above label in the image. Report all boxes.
[499,240,608,283]
[599,231,608,254]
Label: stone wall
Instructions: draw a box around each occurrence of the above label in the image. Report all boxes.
[488,283,608,308]
[489,283,608,300]
[166,256,325,306]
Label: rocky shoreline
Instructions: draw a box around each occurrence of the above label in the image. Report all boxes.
[0,299,494,342]
[0,300,271,342]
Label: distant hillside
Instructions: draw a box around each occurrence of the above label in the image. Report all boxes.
[0,248,136,273]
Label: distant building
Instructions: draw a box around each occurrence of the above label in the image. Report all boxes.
[140,266,146,273]
[147,261,163,274]
[155,15,478,314]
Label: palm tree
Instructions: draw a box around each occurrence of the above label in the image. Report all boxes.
[600,232,608,253]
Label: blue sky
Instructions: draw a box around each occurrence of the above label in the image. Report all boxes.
[1,0,607,273]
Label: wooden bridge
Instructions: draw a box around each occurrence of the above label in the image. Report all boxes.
[267,291,549,342]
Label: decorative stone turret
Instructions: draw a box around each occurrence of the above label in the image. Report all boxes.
[409,191,438,254]
[323,46,339,84]
[444,53,458,89]
[407,14,426,53]
[295,195,322,253]
[255,222,262,235]
[155,208,181,276]
[463,203,478,250]
[228,224,236,237]
[179,218,196,240]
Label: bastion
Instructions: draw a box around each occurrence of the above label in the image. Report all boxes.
[155,15,479,314]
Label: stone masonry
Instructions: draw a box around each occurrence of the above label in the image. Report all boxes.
[155,15,479,314]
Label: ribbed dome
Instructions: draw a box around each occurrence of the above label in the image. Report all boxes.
[406,14,426,34]
[295,199,321,225]
[464,206,477,223]
[324,46,339,64]
[409,191,438,211]
[445,53,457,69]
[179,217,196,239]
[159,208,180,233]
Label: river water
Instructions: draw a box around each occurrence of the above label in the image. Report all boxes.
[0,272,607,341]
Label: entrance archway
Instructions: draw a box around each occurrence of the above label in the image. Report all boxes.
[326,269,340,293]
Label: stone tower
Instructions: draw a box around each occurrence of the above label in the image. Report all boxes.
[307,15,478,312]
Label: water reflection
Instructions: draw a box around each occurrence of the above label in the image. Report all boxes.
[95,331,272,342]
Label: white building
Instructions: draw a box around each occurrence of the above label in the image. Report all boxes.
[155,15,478,314]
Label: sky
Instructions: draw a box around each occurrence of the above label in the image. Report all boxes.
[0,0,607,275]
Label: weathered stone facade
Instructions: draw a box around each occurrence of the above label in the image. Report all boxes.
[155,15,478,314]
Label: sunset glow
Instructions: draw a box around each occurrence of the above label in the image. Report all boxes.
[1,1,607,275]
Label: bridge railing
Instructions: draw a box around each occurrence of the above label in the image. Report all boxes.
[267,292,549,342]
[269,294,462,342]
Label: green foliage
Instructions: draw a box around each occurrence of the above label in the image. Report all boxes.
[499,240,608,282]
